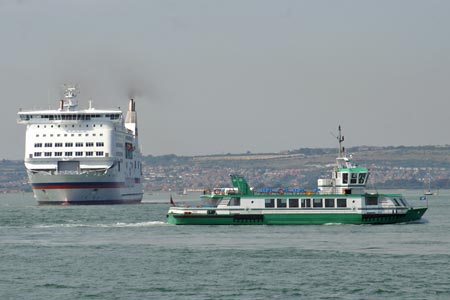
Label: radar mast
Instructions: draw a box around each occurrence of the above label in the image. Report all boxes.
[60,84,79,111]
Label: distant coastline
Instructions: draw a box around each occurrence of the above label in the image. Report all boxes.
[3,145,450,193]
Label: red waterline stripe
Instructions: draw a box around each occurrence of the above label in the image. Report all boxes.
[32,182,125,189]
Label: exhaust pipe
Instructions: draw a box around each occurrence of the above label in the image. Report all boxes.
[129,99,135,112]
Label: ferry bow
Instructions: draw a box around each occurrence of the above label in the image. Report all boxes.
[17,84,143,205]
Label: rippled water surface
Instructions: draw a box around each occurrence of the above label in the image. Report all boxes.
[1,191,449,299]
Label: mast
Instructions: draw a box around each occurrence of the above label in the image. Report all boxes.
[337,125,345,158]
[60,84,79,111]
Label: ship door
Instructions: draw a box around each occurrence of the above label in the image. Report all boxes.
[58,161,80,173]
[364,195,379,214]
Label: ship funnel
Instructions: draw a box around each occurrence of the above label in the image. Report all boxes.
[128,99,135,112]
[125,99,138,136]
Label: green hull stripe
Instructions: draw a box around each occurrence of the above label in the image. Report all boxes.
[167,208,427,225]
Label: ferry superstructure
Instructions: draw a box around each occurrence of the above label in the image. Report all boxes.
[17,85,143,205]
[167,126,427,225]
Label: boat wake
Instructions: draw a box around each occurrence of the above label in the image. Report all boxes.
[34,221,168,228]
[112,221,168,227]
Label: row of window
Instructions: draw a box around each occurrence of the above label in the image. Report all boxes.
[342,173,367,184]
[33,151,105,157]
[34,142,104,147]
[20,114,120,121]
[36,124,104,128]
[264,198,348,208]
[36,133,103,137]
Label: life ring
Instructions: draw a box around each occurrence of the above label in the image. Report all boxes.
[278,188,284,195]
[214,189,221,195]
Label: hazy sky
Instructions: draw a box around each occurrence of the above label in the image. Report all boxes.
[2,0,450,159]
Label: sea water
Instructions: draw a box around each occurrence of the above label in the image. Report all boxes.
[0,191,449,300]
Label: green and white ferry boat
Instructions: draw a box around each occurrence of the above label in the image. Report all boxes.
[167,127,427,225]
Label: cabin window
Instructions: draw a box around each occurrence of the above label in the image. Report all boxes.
[86,142,94,147]
[325,198,334,208]
[313,199,323,208]
[351,173,357,184]
[228,197,240,206]
[337,199,347,207]
[288,198,299,208]
[44,143,52,147]
[65,152,73,157]
[398,198,407,206]
[343,173,348,184]
[34,152,41,157]
[277,198,287,208]
[34,143,42,148]
[55,143,63,147]
[86,151,93,156]
[358,173,366,184]
[96,151,104,156]
[55,152,62,157]
[44,152,52,157]
[365,196,378,206]
[392,198,401,206]
[65,142,73,147]
[75,152,83,156]
[76,142,83,147]
[301,198,311,208]
[265,199,275,208]
[96,142,104,147]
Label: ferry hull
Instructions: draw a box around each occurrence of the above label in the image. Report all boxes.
[167,208,427,225]
[29,173,143,205]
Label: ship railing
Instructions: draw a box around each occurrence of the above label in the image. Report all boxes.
[361,207,409,214]
[31,170,55,175]
[253,188,319,196]
[55,169,107,175]
[56,170,81,175]
[203,188,238,196]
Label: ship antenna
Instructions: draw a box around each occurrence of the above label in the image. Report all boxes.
[331,125,345,157]
[337,125,345,157]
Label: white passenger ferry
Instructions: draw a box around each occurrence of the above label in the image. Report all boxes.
[167,127,427,225]
[17,85,143,205]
